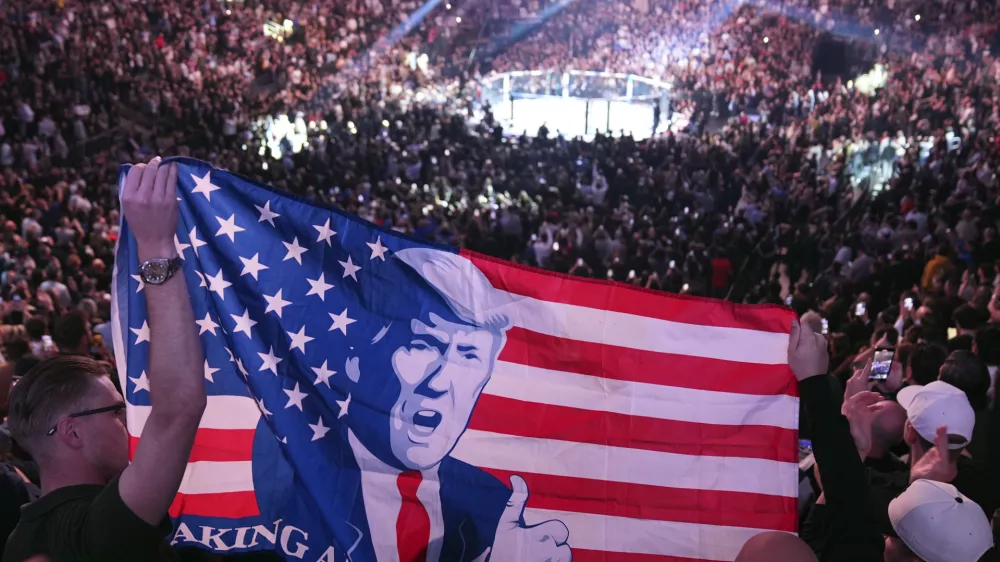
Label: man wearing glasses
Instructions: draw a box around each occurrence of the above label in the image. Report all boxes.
[3,158,205,562]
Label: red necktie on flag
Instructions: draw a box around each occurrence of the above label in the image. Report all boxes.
[396,471,430,562]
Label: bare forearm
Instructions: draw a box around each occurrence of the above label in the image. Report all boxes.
[139,242,206,418]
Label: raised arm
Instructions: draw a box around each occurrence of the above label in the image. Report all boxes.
[788,320,884,559]
[118,157,206,524]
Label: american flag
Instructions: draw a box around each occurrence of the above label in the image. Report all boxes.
[111,157,799,562]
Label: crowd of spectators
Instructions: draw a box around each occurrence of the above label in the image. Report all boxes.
[0,0,999,558]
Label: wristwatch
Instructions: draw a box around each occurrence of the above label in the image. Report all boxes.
[139,256,182,285]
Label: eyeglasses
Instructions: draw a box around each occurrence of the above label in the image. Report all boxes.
[45,402,127,436]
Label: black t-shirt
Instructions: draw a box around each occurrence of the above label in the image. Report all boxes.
[2,476,179,562]
[0,463,40,554]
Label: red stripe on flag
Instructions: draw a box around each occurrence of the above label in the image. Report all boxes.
[571,549,726,562]
[463,251,795,334]
[470,394,798,463]
[499,327,798,397]
[129,429,255,463]
[168,491,260,518]
[483,469,797,533]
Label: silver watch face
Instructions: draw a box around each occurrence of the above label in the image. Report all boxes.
[141,259,171,285]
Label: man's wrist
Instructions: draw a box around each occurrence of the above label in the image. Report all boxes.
[137,242,178,263]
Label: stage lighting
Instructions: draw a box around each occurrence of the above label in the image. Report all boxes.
[915,14,921,20]
[456,16,462,22]
[446,3,452,8]
[874,28,880,35]
[763,37,769,44]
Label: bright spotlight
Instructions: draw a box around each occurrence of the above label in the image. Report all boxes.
[914,14,920,20]
[874,28,880,35]
[446,3,452,8]
[456,16,462,23]
[763,36,769,44]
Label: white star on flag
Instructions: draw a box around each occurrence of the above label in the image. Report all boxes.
[313,218,337,246]
[312,360,336,387]
[329,309,356,335]
[305,273,334,301]
[367,236,389,261]
[263,289,292,318]
[189,227,207,257]
[256,200,281,226]
[283,383,309,411]
[131,321,150,344]
[309,416,330,441]
[130,371,150,394]
[282,237,308,265]
[236,358,249,377]
[257,398,273,417]
[231,309,258,338]
[191,171,221,201]
[174,234,191,260]
[204,360,220,383]
[226,347,235,363]
[258,346,283,375]
[287,326,314,354]
[196,313,220,336]
[336,393,352,419]
[240,253,269,280]
[206,270,232,300]
[194,271,207,288]
[339,255,362,281]
[215,214,245,243]
[131,274,145,293]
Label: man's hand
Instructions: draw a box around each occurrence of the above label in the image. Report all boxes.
[788,319,829,381]
[910,426,958,484]
[844,358,873,401]
[841,391,881,460]
[481,476,571,562]
[121,156,178,258]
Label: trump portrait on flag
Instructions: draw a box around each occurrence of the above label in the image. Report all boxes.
[318,247,572,562]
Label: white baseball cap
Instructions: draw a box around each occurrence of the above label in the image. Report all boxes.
[889,479,994,562]
[895,381,974,449]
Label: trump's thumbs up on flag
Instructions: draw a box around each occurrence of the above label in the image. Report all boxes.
[479,475,572,562]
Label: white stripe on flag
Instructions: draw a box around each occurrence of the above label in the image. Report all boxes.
[523,508,774,561]
[487,360,800,430]
[495,296,790,365]
[177,461,255,495]
[128,395,261,435]
[451,430,800,498]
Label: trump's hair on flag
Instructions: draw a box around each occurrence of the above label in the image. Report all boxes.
[113,157,799,562]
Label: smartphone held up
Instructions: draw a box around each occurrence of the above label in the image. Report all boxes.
[869,348,895,381]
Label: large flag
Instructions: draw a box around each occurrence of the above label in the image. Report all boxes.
[112,157,800,562]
